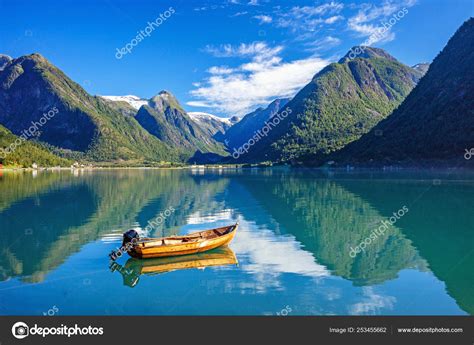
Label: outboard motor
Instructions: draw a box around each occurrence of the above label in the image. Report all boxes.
[109,229,140,261]
[122,229,140,247]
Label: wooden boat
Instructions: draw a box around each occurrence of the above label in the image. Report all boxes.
[110,247,237,287]
[110,222,238,260]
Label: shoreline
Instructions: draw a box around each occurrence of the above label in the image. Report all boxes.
[1,164,472,173]
[0,165,244,172]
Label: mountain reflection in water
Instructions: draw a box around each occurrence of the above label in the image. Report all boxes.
[0,169,472,315]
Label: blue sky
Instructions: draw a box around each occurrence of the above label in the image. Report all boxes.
[1,0,472,116]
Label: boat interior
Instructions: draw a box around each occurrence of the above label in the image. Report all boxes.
[139,225,235,247]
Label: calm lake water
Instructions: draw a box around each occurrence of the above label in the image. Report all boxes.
[0,168,473,315]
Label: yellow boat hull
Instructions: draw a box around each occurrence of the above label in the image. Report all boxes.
[129,223,238,259]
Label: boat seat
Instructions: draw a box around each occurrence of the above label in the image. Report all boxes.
[162,239,184,245]
[213,229,225,236]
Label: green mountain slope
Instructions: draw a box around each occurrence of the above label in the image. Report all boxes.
[135,90,227,160]
[0,54,179,163]
[101,98,138,117]
[239,47,423,163]
[330,18,474,165]
[0,124,71,167]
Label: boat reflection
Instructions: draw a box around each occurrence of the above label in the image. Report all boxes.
[109,246,238,287]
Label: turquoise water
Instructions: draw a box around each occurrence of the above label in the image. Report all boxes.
[0,168,472,315]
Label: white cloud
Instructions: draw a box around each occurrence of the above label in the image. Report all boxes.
[231,11,248,17]
[240,56,282,72]
[189,41,330,115]
[325,15,344,24]
[229,0,262,6]
[186,101,214,108]
[349,287,396,315]
[204,41,283,61]
[194,4,227,11]
[274,2,344,42]
[208,66,235,75]
[289,1,344,18]
[231,219,329,280]
[254,14,273,24]
[305,36,341,52]
[347,0,417,45]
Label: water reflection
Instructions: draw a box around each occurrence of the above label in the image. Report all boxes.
[110,246,238,288]
[337,176,474,314]
[0,169,472,315]
[0,170,231,282]
[228,173,426,286]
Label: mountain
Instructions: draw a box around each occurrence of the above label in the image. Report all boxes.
[0,54,179,163]
[229,116,240,124]
[135,91,227,159]
[237,46,424,163]
[100,97,239,135]
[100,97,137,117]
[100,95,148,110]
[223,98,289,150]
[412,63,430,75]
[0,124,71,167]
[330,18,474,165]
[188,112,234,137]
[0,54,11,71]
[338,46,399,63]
[100,95,148,117]
[99,92,231,161]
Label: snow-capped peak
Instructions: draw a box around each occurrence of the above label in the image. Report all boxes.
[100,95,149,110]
[188,112,233,125]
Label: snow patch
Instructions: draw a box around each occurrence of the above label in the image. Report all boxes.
[188,112,233,125]
[100,95,149,110]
